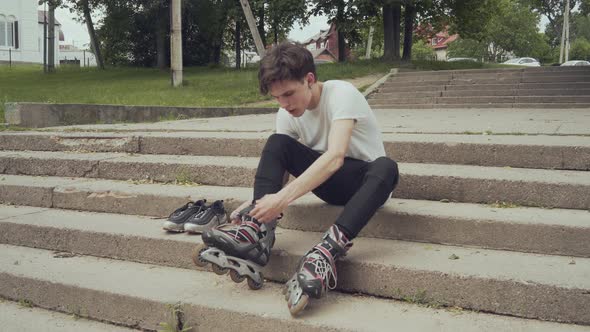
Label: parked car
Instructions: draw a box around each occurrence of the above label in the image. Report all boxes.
[502,57,541,67]
[561,60,590,66]
[447,57,478,62]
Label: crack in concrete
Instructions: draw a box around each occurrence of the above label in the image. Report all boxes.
[81,161,101,178]
[0,209,51,221]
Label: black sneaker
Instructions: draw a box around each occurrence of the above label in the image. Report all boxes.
[163,199,207,232]
[185,200,228,234]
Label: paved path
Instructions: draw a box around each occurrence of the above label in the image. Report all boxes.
[51,108,590,136]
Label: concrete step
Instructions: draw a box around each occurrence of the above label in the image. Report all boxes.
[9,108,588,141]
[433,89,590,97]
[395,67,590,77]
[370,88,590,98]
[382,80,449,88]
[371,89,584,98]
[0,177,588,256]
[3,245,588,331]
[369,91,442,98]
[0,152,588,209]
[382,79,590,91]
[427,96,590,104]
[3,218,590,326]
[369,102,590,109]
[0,300,139,332]
[370,95,590,104]
[521,75,590,83]
[450,72,590,81]
[378,85,444,93]
[7,131,587,170]
[519,82,590,90]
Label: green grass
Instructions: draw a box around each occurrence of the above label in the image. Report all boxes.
[0,61,392,121]
[0,59,523,122]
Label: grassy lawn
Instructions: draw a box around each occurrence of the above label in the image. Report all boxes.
[0,60,393,120]
[0,59,527,121]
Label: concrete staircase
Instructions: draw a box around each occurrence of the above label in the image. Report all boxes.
[0,91,590,330]
[368,66,590,109]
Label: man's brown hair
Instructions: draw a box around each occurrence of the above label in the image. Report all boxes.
[258,42,317,95]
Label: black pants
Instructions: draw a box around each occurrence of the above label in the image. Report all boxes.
[254,134,399,239]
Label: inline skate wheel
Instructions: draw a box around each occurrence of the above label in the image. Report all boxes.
[191,244,209,268]
[288,293,309,317]
[247,273,264,290]
[211,263,229,275]
[229,269,245,283]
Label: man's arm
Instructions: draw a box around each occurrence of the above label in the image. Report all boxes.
[250,119,355,222]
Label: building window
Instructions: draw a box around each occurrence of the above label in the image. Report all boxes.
[0,15,6,46]
[0,15,18,48]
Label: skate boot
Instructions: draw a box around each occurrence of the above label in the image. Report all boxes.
[191,203,276,290]
[285,224,353,316]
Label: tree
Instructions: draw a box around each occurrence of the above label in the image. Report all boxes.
[57,0,105,69]
[521,0,590,47]
[447,38,487,59]
[444,0,546,62]
[312,0,370,62]
[382,1,402,61]
[266,0,308,45]
[355,15,384,58]
[401,0,417,61]
[570,37,590,60]
[411,39,436,60]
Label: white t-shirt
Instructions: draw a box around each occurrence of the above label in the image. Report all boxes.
[275,80,386,162]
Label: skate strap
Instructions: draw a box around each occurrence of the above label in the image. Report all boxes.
[244,221,261,233]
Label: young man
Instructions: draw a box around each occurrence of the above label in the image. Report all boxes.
[198,42,399,316]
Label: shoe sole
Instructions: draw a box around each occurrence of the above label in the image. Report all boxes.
[162,221,185,233]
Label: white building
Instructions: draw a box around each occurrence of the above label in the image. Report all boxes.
[60,44,97,67]
[0,0,63,65]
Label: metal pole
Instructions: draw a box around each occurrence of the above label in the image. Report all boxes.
[48,1,55,72]
[565,0,570,62]
[43,2,47,72]
[9,48,11,67]
[171,0,183,87]
[365,26,375,59]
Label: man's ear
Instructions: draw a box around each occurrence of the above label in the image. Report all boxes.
[306,72,316,85]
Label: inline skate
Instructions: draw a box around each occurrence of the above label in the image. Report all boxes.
[192,204,276,290]
[284,224,352,316]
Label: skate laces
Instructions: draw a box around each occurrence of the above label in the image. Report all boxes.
[233,212,264,243]
[306,250,338,291]
[305,225,353,291]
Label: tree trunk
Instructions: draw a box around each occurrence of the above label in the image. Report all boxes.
[81,0,104,69]
[156,4,167,69]
[211,43,222,65]
[402,2,416,61]
[382,5,393,60]
[170,0,183,87]
[338,29,346,62]
[393,3,401,61]
[273,23,278,44]
[337,2,346,62]
[48,1,55,72]
[235,20,241,69]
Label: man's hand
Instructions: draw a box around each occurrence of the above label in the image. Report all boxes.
[230,200,252,225]
[250,193,288,223]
